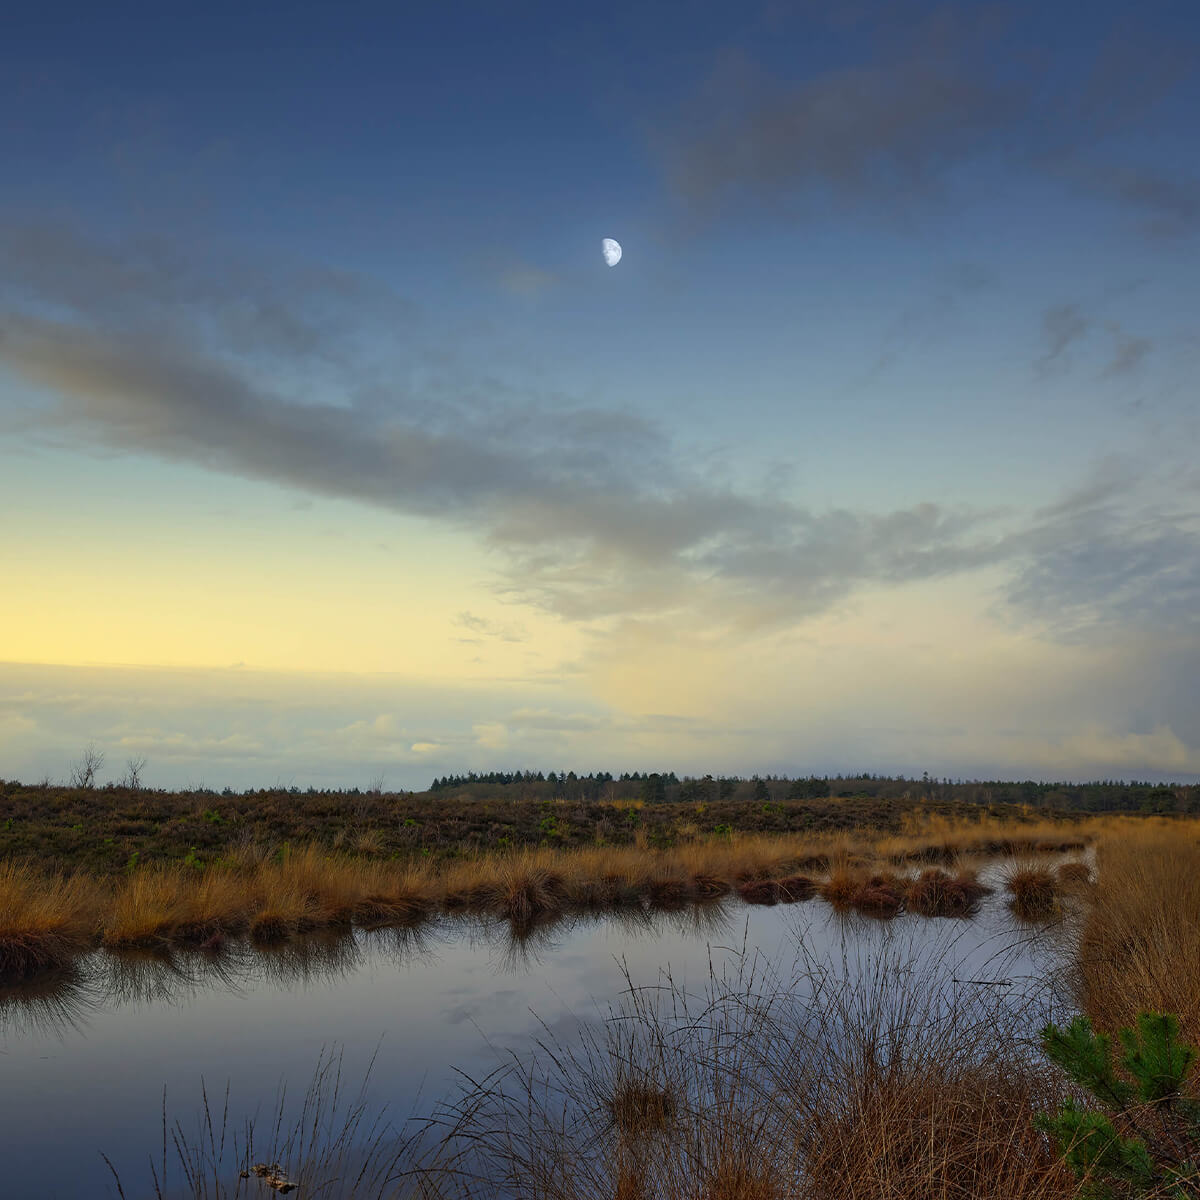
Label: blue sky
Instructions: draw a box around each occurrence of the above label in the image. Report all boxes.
[1,0,1198,787]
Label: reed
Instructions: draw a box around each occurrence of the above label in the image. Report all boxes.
[1,813,1192,982]
[905,867,989,917]
[400,934,1073,1200]
[104,868,189,948]
[1003,863,1061,922]
[1076,829,1200,1043]
[0,862,96,978]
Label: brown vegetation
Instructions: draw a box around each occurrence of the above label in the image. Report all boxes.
[1004,864,1062,922]
[607,1078,677,1137]
[99,815,1200,1200]
[1,813,1193,983]
[0,862,96,978]
[906,867,989,917]
[1076,828,1200,1043]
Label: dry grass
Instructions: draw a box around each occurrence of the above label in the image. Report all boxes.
[852,871,908,917]
[776,874,815,902]
[1076,828,1200,1043]
[104,868,189,948]
[607,1078,676,1137]
[804,1058,1070,1199]
[395,936,1075,1200]
[820,865,860,910]
[1004,863,1062,922]
[906,867,989,918]
[1055,860,1092,887]
[737,879,780,905]
[0,862,97,977]
[2,813,1194,982]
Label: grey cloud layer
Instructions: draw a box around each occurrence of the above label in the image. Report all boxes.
[659,6,1200,234]
[1,225,1197,642]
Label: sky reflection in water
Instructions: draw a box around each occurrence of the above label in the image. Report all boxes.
[0,880,1072,1199]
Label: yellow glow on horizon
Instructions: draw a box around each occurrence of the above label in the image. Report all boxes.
[1,508,580,678]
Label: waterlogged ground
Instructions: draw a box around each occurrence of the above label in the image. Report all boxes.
[0,860,1077,1199]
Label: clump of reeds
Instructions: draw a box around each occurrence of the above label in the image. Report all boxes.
[776,875,814,903]
[1076,831,1200,1043]
[0,863,97,980]
[485,854,571,925]
[402,932,1071,1200]
[819,866,859,910]
[851,872,907,917]
[1004,863,1061,922]
[905,867,989,918]
[737,880,779,906]
[1055,860,1091,888]
[607,1078,676,1137]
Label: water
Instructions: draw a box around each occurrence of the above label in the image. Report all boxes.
[0,869,1074,1199]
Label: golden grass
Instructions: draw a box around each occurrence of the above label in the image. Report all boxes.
[803,1058,1072,1199]
[607,1078,676,1137]
[0,862,97,977]
[2,812,1195,981]
[104,868,189,948]
[1076,827,1200,1043]
[906,867,989,918]
[1003,863,1061,922]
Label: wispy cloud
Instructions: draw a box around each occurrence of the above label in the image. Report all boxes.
[1,223,1196,648]
[655,5,1200,234]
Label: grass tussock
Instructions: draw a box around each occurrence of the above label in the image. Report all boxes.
[1077,829,1200,1043]
[376,937,1076,1200]
[1004,864,1061,922]
[804,1058,1069,1199]
[607,1078,676,1137]
[852,871,908,917]
[776,874,815,903]
[819,866,859,910]
[0,862,97,978]
[905,867,989,918]
[736,880,780,906]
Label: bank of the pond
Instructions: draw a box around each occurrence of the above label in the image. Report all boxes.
[2,874,1074,1199]
[0,812,1113,983]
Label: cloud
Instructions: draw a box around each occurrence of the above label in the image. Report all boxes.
[1039,304,1091,367]
[1036,303,1153,378]
[498,264,558,297]
[452,611,529,643]
[1004,498,1200,642]
[656,6,1199,233]
[1080,164,1200,239]
[0,224,1020,632]
[1,223,1195,651]
[662,43,1014,220]
[1102,328,1153,378]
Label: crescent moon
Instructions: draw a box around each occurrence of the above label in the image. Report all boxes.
[602,237,622,266]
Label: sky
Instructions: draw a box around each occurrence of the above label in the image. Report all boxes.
[2,0,1199,789]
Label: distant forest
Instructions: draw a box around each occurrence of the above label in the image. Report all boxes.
[428,770,1197,814]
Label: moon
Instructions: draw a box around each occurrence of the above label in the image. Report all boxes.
[601,237,622,267]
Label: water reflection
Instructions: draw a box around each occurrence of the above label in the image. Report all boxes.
[0,902,748,1037]
[0,880,1085,1199]
[0,962,102,1040]
[0,922,453,1038]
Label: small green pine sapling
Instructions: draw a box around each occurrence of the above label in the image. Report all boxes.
[1037,1012,1200,1198]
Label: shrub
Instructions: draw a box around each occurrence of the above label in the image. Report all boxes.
[1038,1011,1200,1197]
